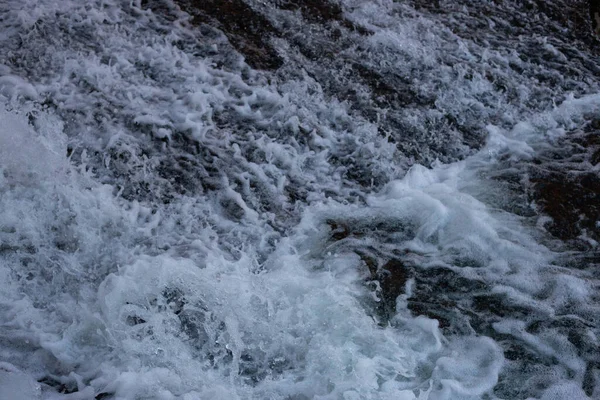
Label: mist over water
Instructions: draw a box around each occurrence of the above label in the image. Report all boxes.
[0,0,599,399]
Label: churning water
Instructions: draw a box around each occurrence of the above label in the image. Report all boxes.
[0,0,599,398]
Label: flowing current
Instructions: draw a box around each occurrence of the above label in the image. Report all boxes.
[0,0,599,398]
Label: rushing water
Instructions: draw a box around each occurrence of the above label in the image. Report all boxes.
[0,0,599,399]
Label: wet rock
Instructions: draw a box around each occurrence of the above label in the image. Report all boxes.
[377,259,411,320]
[592,0,600,36]
[501,341,547,364]
[326,218,414,244]
[277,0,369,33]
[179,309,210,347]
[326,207,595,399]
[360,256,411,324]
[325,219,487,329]
[125,315,147,326]
[406,267,488,333]
[162,287,186,314]
[37,376,77,394]
[174,0,368,67]
[140,0,179,21]
[326,219,358,241]
[531,171,600,242]
[529,128,600,245]
[357,253,485,331]
[239,351,269,385]
[175,0,283,70]
[473,294,533,319]
[278,0,344,24]
[583,361,600,397]
[351,63,430,109]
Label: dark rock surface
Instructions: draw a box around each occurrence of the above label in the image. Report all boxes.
[323,204,599,397]
[172,0,283,70]
[529,124,600,247]
[171,0,489,166]
[591,0,600,35]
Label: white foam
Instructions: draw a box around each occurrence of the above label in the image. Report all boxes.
[0,105,67,187]
[537,382,589,400]
[0,363,41,400]
[0,75,38,100]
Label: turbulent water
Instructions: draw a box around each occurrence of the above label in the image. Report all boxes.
[0,0,599,398]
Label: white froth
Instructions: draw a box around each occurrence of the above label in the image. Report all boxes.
[0,107,66,186]
[0,363,41,400]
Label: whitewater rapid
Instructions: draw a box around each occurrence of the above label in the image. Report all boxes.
[0,0,599,399]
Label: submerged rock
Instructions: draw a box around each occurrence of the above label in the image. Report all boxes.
[591,0,600,36]
[174,0,283,70]
[530,124,600,247]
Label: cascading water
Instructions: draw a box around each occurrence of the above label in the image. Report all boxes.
[0,0,599,399]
